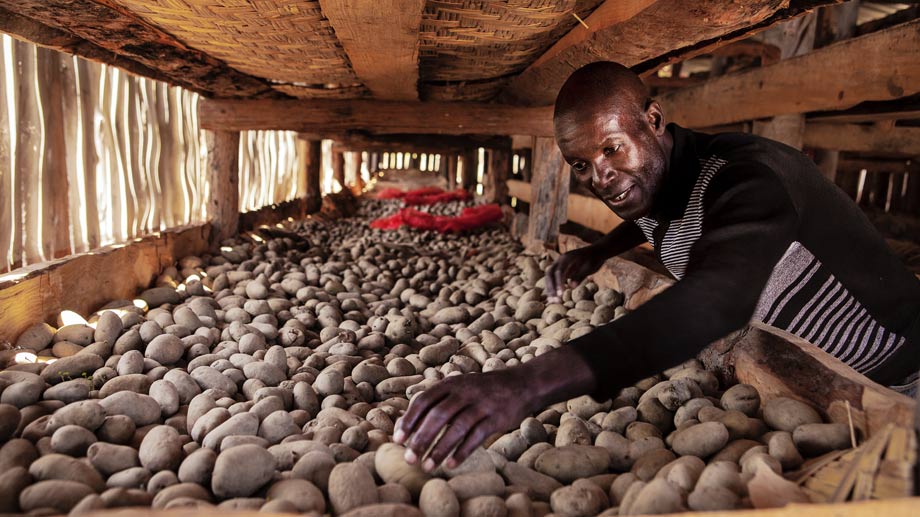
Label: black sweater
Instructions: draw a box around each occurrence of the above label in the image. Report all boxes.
[569,124,920,393]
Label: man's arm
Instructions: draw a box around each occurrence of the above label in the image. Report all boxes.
[398,162,797,468]
[545,222,646,300]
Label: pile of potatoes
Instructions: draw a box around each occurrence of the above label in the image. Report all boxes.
[0,201,853,517]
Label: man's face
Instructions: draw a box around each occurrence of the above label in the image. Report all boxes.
[554,102,667,221]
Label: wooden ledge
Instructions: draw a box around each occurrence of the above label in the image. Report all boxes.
[0,223,211,346]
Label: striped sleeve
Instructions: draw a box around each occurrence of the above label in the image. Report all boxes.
[567,162,799,398]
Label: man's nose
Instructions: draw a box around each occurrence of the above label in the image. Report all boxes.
[591,163,616,191]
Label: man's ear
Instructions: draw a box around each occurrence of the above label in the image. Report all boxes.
[646,100,666,135]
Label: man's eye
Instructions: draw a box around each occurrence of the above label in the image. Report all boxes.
[603,145,621,156]
[572,162,587,172]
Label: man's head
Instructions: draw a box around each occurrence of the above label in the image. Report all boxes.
[554,61,672,220]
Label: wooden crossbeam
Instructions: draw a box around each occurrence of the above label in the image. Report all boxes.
[804,124,920,156]
[500,0,839,106]
[330,134,511,154]
[659,20,920,129]
[198,99,555,136]
[0,0,279,98]
[319,0,425,101]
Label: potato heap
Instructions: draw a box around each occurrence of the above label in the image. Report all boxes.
[1,203,851,517]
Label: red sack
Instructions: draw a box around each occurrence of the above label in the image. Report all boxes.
[403,189,472,206]
[370,204,503,233]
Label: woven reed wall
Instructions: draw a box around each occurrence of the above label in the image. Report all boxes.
[0,36,306,274]
[239,130,305,213]
[0,35,208,274]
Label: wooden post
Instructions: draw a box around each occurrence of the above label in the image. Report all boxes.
[370,152,379,174]
[812,1,860,183]
[332,150,345,190]
[446,154,458,188]
[485,147,511,204]
[205,130,240,245]
[461,150,478,191]
[354,152,365,191]
[752,13,816,150]
[526,137,569,251]
[304,139,322,213]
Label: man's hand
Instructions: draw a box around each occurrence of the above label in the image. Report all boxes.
[545,245,607,302]
[393,368,537,472]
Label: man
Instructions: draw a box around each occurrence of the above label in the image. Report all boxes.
[394,61,920,472]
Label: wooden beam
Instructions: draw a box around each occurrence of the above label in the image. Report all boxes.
[659,20,920,129]
[0,1,279,98]
[856,5,919,36]
[808,95,920,124]
[526,137,569,250]
[205,131,240,245]
[501,0,839,106]
[318,0,424,101]
[708,39,782,63]
[330,133,512,154]
[199,99,554,136]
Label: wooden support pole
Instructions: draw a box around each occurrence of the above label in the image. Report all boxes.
[485,148,511,205]
[526,137,569,251]
[332,151,345,190]
[460,150,477,191]
[751,13,816,150]
[446,155,458,188]
[354,152,365,191]
[205,130,240,245]
[304,139,322,214]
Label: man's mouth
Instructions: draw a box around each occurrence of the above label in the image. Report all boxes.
[609,185,633,204]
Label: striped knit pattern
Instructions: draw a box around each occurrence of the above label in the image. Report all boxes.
[636,156,906,375]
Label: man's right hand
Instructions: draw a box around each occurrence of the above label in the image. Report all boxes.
[545,245,607,302]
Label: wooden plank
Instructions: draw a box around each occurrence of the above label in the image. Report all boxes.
[509,179,624,234]
[0,223,210,347]
[805,124,920,156]
[660,20,920,128]
[204,131,240,245]
[330,133,512,154]
[198,99,554,136]
[74,498,920,517]
[526,137,569,250]
[501,0,825,106]
[16,40,41,266]
[238,198,307,231]
[318,0,424,101]
[0,0,279,98]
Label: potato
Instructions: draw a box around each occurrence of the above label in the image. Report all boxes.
[534,445,610,484]
[211,444,275,498]
[0,467,31,513]
[630,448,676,481]
[671,421,729,458]
[291,451,336,491]
[328,463,379,514]
[340,503,424,517]
[50,424,97,456]
[688,485,740,511]
[601,406,637,434]
[792,423,851,456]
[177,447,217,485]
[139,425,183,472]
[20,480,95,513]
[29,453,105,492]
[720,384,761,416]
[554,418,591,447]
[499,461,561,502]
[550,478,609,517]
[374,443,431,498]
[768,431,804,469]
[460,495,507,517]
[420,478,460,517]
[625,478,685,515]
[762,397,822,432]
[448,471,505,500]
[378,483,411,504]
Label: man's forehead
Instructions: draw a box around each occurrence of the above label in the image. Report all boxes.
[555,103,635,141]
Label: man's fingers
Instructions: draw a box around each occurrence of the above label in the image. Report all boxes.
[445,419,492,469]
[395,387,449,444]
[406,396,467,462]
[424,408,486,470]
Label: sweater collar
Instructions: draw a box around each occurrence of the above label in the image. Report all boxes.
[648,123,702,222]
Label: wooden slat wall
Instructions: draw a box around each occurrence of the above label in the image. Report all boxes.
[238,130,305,212]
[0,35,210,273]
